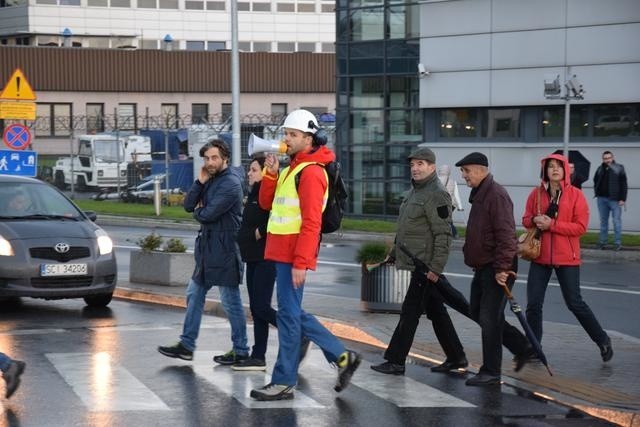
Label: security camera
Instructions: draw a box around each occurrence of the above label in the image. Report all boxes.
[417,63,430,78]
[565,75,584,98]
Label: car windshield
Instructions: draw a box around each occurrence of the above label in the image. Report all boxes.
[0,182,82,219]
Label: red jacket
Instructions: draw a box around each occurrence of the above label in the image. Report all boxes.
[259,146,335,270]
[522,153,588,266]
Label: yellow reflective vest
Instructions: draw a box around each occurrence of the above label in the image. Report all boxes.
[267,162,328,235]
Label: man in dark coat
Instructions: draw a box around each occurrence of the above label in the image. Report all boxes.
[158,139,248,363]
[593,150,627,250]
[455,152,533,386]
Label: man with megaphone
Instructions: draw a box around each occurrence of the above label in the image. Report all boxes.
[250,109,361,401]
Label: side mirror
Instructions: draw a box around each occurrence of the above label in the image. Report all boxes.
[84,210,98,222]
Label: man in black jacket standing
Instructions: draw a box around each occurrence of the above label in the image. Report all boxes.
[593,151,627,250]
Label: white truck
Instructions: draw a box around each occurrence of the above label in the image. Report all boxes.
[53,134,151,191]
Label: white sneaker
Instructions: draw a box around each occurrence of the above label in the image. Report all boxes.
[250,383,295,401]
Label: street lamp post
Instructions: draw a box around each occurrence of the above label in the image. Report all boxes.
[543,69,585,156]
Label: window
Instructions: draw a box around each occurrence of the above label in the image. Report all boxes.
[252,2,270,11]
[60,0,80,5]
[277,2,294,12]
[541,106,588,138]
[138,0,156,7]
[321,3,334,13]
[349,7,384,41]
[118,103,137,131]
[192,104,209,124]
[87,0,108,5]
[253,42,271,52]
[221,103,231,121]
[349,77,384,109]
[86,103,105,134]
[297,42,315,52]
[36,103,72,137]
[110,0,130,6]
[206,0,224,10]
[277,42,295,52]
[159,0,177,8]
[238,1,249,10]
[321,42,335,52]
[141,39,158,49]
[481,108,521,138]
[161,104,179,129]
[271,103,287,122]
[185,0,203,9]
[207,41,225,50]
[594,104,639,137]
[186,41,205,50]
[297,2,314,12]
[238,42,251,51]
[440,109,477,138]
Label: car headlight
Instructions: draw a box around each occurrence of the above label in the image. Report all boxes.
[0,235,14,256]
[95,229,113,255]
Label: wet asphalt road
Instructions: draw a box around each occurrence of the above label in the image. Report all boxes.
[1,298,615,427]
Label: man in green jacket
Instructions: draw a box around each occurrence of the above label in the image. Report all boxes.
[371,147,468,375]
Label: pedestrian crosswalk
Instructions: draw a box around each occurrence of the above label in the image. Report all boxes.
[39,346,474,412]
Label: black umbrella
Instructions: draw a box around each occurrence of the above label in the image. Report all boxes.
[553,149,590,189]
[500,274,553,376]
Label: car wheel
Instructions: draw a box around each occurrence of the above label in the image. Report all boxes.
[83,293,113,307]
[54,171,66,189]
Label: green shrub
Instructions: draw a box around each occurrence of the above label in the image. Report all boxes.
[164,238,187,253]
[355,241,389,264]
[136,232,163,252]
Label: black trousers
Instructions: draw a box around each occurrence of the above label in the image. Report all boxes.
[384,272,465,364]
[468,264,531,376]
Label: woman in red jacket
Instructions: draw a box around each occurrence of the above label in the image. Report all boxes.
[522,153,613,362]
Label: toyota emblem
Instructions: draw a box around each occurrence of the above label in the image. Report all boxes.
[54,242,70,253]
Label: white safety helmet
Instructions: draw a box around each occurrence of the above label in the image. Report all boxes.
[282,109,318,134]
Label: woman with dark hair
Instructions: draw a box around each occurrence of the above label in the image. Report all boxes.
[522,153,613,362]
[232,156,278,370]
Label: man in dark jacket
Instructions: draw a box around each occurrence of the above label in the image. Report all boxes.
[593,150,627,250]
[455,152,533,386]
[371,147,468,376]
[158,139,248,363]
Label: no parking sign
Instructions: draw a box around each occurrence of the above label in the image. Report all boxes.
[3,123,32,150]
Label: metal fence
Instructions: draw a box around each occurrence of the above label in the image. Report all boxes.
[17,112,336,197]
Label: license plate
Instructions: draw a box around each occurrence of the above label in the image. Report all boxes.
[40,263,88,277]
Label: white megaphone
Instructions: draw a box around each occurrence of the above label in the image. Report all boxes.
[248,133,287,156]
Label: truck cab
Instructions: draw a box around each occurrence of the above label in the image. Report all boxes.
[53,134,151,191]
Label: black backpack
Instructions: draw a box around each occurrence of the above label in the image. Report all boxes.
[295,161,348,234]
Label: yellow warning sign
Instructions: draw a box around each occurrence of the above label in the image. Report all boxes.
[0,69,37,101]
[0,101,37,120]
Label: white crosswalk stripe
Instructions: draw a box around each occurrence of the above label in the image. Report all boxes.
[46,352,170,412]
[193,351,324,408]
[306,350,475,408]
[36,324,474,412]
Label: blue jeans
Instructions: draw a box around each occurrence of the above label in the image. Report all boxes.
[180,278,249,355]
[271,262,345,386]
[597,197,622,246]
[246,260,277,361]
[525,263,608,346]
[0,352,11,372]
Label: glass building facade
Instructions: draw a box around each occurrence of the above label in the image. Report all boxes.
[335,0,421,217]
[335,1,640,219]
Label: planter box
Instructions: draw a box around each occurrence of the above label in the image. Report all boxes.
[129,250,194,286]
[360,264,411,313]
